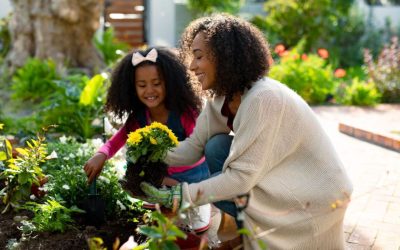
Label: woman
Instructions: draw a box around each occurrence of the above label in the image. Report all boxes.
[140,14,353,249]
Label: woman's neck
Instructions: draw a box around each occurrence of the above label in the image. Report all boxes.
[228,93,241,115]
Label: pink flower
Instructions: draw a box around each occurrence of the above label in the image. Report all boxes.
[317,48,329,59]
[274,44,286,55]
[301,54,308,61]
[334,68,346,78]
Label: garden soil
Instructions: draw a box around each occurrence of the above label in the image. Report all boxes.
[0,204,146,250]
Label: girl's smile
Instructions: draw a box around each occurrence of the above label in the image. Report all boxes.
[134,64,167,110]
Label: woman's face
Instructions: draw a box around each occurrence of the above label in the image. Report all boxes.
[189,32,217,90]
[134,64,166,110]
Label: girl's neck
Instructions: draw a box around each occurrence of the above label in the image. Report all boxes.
[147,106,169,124]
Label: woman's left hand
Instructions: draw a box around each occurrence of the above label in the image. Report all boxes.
[140,182,182,210]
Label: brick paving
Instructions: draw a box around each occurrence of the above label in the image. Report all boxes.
[312,105,400,250]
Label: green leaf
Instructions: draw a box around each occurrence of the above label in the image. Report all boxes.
[79,74,105,106]
[163,241,180,250]
[0,152,6,161]
[18,172,32,185]
[138,226,163,239]
[167,225,186,239]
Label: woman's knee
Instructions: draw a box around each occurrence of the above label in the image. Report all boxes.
[204,134,232,160]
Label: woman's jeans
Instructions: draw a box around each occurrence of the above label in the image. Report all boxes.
[169,160,210,184]
[204,134,240,225]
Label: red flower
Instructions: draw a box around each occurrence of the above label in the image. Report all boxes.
[274,44,285,55]
[280,50,289,57]
[334,68,346,78]
[317,48,329,59]
[301,54,308,61]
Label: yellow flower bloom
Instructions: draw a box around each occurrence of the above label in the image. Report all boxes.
[150,122,169,132]
[127,131,142,145]
[0,123,4,130]
[168,131,179,146]
[150,137,157,145]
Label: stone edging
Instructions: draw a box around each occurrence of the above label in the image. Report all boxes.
[339,123,400,153]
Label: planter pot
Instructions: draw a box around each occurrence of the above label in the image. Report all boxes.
[120,161,167,197]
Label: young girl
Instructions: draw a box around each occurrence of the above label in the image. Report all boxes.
[83,47,211,233]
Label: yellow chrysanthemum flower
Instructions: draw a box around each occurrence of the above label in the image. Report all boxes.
[150,122,169,132]
[150,137,157,145]
[140,126,151,134]
[127,131,142,145]
[168,131,179,146]
[0,123,4,130]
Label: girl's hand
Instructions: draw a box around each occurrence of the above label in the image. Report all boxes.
[84,153,107,184]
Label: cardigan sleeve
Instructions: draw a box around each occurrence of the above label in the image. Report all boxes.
[166,98,230,166]
[182,87,303,205]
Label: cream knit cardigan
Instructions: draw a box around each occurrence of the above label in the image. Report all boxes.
[166,77,353,249]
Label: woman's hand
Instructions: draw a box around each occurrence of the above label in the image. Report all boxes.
[140,182,182,210]
[84,153,107,184]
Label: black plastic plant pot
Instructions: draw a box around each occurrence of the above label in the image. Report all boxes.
[121,160,168,197]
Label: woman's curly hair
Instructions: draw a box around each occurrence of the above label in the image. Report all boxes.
[180,14,271,99]
[105,47,202,121]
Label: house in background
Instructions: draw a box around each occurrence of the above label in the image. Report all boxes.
[0,1,11,19]
[0,0,399,48]
[104,0,400,48]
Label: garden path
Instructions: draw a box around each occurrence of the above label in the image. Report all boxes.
[313,104,400,250]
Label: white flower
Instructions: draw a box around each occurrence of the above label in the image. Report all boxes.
[62,184,70,190]
[119,236,137,250]
[30,195,36,200]
[76,148,83,157]
[46,150,58,159]
[63,156,70,160]
[68,153,75,158]
[116,200,126,211]
[98,175,110,184]
[91,138,103,149]
[59,135,67,144]
[101,72,109,79]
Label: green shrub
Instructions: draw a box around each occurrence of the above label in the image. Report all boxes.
[39,74,106,140]
[0,15,11,58]
[261,0,353,52]
[22,200,84,233]
[364,36,400,103]
[43,137,140,218]
[337,78,381,106]
[11,58,60,102]
[269,50,335,104]
[0,136,47,213]
[187,0,244,16]
[94,27,129,66]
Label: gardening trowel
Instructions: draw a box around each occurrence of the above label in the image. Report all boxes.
[82,177,106,227]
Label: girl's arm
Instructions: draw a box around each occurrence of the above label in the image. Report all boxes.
[97,124,129,159]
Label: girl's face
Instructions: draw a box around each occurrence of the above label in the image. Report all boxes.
[134,64,166,110]
[189,32,217,90]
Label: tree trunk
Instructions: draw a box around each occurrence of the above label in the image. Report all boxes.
[7,0,105,72]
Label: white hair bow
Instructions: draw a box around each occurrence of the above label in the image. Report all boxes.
[131,48,158,66]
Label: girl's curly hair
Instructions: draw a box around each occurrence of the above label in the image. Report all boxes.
[105,47,202,121]
[180,14,271,99]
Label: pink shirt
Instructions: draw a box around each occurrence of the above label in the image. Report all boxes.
[98,110,205,175]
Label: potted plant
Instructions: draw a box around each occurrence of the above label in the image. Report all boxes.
[120,122,179,197]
